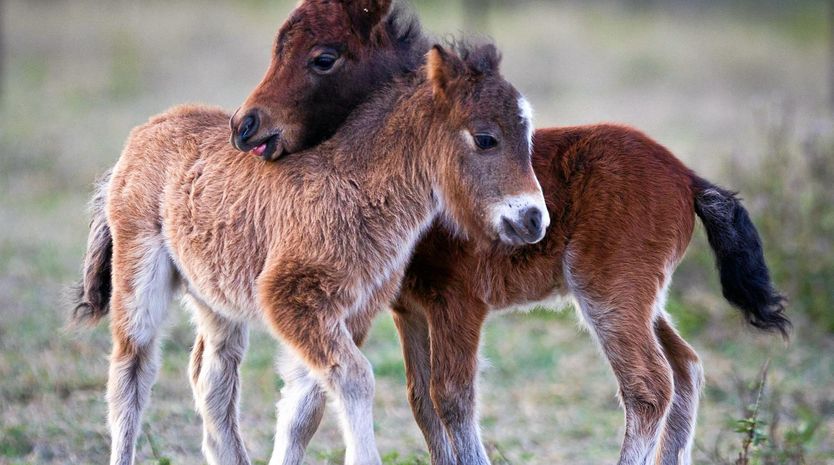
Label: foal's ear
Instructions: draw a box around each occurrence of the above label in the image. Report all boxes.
[340,0,393,42]
[427,45,465,102]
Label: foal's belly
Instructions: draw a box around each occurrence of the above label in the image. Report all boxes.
[163,222,266,321]
[492,290,576,315]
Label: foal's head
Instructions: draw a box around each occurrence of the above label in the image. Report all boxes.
[231,0,424,160]
[426,44,549,246]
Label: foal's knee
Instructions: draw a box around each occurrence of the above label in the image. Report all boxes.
[325,354,376,402]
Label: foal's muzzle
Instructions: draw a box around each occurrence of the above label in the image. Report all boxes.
[492,193,550,246]
[500,206,547,245]
[230,108,286,161]
[237,113,259,145]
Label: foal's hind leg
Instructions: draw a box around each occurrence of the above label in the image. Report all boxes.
[574,290,674,465]
[654,317,703,465]
[107,235,177,465]
[187,295,251,465]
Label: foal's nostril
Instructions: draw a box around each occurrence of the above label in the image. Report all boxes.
[523,207,543,234]
[238,113,260,143]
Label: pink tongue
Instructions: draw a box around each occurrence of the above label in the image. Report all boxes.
[252,144,267,156]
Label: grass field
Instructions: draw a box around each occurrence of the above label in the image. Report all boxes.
[1,1,833,464]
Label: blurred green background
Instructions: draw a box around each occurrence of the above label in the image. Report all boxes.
[1,0,833,464]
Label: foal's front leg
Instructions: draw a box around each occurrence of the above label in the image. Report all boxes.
[260,264,381,465]
[186,295,251,465]
[424,296,491,465]
[391,303,455,465]
[269,317,375,465]
[269,352,328,465]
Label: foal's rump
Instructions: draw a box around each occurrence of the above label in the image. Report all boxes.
[543,124,788,336]
[550,125,696,303]
[71,105,229,326]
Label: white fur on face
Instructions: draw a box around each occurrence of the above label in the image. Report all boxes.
[487,96,544,244]
[489,192,550,244]
[518,96,535,153]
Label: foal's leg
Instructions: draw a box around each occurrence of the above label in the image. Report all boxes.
[391,303,455,465]
[654,317,703,465]
[269,309,376,465]
[107,235,177,465]
[425,297,490,465]
[187,295,251,465]
[260,265,381,465]
[574,292,674,465]
[269,352,328,465]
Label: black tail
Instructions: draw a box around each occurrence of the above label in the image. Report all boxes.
[692,176,791,339]
[70,170,113,326]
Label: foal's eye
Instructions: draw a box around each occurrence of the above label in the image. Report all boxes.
[311,53,339,73]
[474,134,499,150]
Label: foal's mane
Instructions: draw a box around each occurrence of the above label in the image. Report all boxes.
[382,4,431,72]
[383,11,501,77]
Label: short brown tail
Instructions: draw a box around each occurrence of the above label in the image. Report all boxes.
[71,170,113,326]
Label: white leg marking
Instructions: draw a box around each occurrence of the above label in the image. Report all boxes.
[187,297,251,465]
[269,351,327,465]
[125,239,177,347]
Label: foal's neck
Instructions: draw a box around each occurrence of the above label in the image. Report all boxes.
[331,76,441,202]
[320,76,446,249]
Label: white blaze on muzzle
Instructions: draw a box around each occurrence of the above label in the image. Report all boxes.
[490,95,548,244]
[490,190,550,245]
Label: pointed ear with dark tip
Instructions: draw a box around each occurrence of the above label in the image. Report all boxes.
[427,45,465,102]
[340,0,393,42]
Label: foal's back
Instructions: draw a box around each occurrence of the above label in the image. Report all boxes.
[109,103,395,316]
[402,124,696,309]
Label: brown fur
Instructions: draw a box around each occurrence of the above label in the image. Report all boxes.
[73,2,786,464]
[71,0,428,328]
[85,32,545,465]
[393,125,785,465]
[227,6,787,462]
[230,0,428,160]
